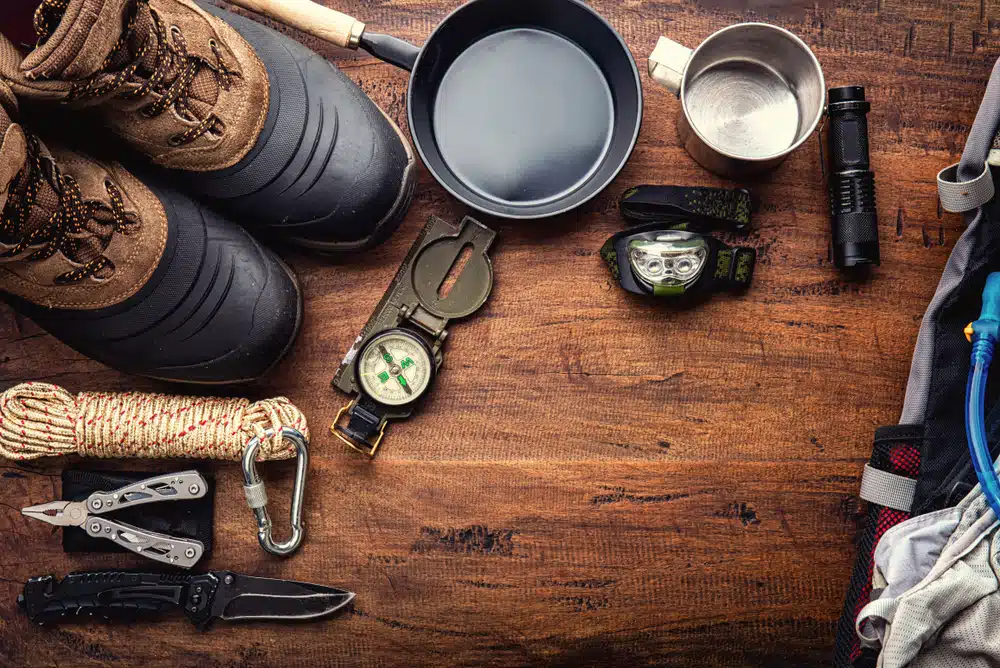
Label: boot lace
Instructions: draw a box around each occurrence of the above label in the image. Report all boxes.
[0,135,139,283]
[34,0,239,147]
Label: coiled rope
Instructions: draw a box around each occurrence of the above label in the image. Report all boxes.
[0,382,309,461]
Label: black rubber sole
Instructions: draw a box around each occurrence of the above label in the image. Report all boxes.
[186,2,417,252]
[8,170,304,385]
[289,116,417,254]
[140,250,304,387]
[146,244,304,386]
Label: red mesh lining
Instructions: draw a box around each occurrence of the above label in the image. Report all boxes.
[889,446,921,478]
[848,506,912,663]
[835,438,920,668]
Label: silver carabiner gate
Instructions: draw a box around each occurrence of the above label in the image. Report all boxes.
[242,427,309,557]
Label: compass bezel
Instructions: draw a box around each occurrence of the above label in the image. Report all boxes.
[355,329,437,408]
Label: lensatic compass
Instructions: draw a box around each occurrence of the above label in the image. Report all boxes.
[332,216,496,457]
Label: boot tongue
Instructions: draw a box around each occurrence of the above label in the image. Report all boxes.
[0,89,27,214]
[0,84,66,254]
[0,131,115,273]
[0,82,116,272]
[21,0,132,80]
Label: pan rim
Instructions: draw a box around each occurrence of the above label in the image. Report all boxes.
[405,0,644,220]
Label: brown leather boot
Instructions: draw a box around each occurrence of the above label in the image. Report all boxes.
[0,80,302,383]
[0,0,415,251]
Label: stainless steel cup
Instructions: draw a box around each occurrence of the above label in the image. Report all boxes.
[648,23,825,178]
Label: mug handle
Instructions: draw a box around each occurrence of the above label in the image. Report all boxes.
[648,37,693,96]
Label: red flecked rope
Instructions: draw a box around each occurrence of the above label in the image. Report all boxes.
[0,382,308,461]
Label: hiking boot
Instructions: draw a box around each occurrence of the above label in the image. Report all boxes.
[0,81,302,383]
[0,0,416,252]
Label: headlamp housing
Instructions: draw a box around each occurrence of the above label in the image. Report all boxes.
[601,223,756,301]
[628,232,710,295]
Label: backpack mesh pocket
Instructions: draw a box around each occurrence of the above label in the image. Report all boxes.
[833,426,921,668]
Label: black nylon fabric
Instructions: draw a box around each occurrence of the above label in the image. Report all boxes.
[916,188,1000,513]
[61,469,214,555]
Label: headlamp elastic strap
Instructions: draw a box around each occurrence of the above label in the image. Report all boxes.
[713,247,756,292]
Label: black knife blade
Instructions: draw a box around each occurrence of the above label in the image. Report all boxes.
[210,572,355,622]
[18,571,354,628]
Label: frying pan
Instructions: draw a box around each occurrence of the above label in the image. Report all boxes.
[227,0,643,220]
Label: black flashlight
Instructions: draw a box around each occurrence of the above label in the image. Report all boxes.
[827,85,879,271]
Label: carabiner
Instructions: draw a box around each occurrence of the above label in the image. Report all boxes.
[242,427,309,557]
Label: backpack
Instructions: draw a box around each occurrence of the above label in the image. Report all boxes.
[833,58,1000,667]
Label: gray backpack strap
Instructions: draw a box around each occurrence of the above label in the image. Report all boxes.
[938,161,994,213]
[860,464,917,512]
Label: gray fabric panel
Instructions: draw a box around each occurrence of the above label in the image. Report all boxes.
[901,58,1000,424]
[857,483,1000,664]
[938,162,994,213]
[911,591,1000,668]
[874,506,963,602]
[881,538,997,668]
[857,506,963,645]
[860,464,918,511]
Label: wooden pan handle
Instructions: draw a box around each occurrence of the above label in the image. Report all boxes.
[225,0,366,49]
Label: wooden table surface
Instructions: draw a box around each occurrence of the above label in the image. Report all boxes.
[0,0,991,665]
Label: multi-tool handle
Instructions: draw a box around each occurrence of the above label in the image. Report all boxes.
[86,471,207,514]
[18,572,219,627]
[84,518,205,568]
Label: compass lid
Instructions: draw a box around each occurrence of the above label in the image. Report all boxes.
[412,217,495,319]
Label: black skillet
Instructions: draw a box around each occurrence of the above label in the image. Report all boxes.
[228,0,643,220]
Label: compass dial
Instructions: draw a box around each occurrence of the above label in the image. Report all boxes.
[357,330,435,407]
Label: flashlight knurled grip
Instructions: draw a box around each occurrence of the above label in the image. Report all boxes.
[827,86,880,270]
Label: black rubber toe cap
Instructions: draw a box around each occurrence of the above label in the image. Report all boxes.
[10,172,303,384]
[187,3,414,250]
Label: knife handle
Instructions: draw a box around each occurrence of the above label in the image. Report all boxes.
[19,572,217,626]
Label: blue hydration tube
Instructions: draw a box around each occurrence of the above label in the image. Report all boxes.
[966,272,1000,518]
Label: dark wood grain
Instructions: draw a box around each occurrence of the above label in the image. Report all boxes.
[0,0,994,665]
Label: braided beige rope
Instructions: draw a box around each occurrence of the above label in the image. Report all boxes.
[0,382,309,461]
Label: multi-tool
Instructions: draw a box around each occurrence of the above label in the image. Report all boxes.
[21,471,208,568]
[19,570,355,628]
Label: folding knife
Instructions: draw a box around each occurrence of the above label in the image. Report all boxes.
[18,570,354,629]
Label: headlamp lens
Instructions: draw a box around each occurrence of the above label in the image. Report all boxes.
[628,232,708,290]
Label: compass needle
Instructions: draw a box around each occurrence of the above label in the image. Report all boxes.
[378,344,393,364]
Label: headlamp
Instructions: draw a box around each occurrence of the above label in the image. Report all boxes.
[602,224,756,301]
[628,232,710,295]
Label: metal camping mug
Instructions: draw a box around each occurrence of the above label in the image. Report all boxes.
[648,23,825,178]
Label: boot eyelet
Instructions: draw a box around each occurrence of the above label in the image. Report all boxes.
[139,106,157,119]
[167,135,185,147]
[170,26,182,38]
[210,118,226,139]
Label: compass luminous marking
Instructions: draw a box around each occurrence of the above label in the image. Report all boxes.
[357,331,433,406]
